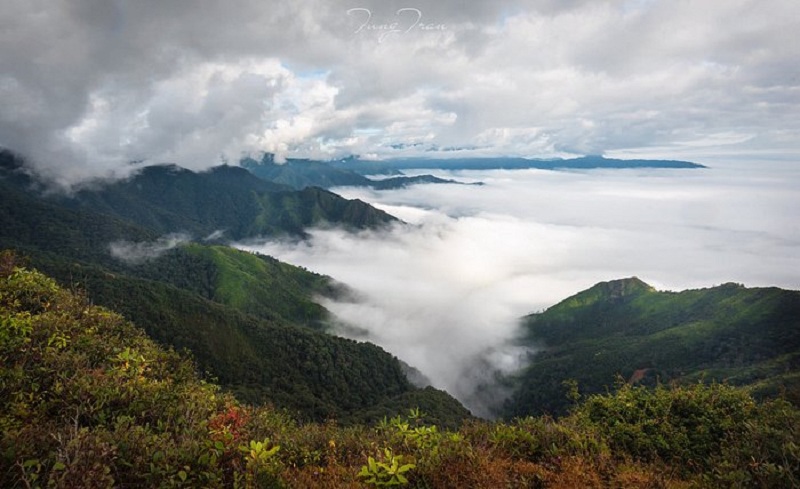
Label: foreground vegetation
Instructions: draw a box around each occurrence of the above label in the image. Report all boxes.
[3,256,799,487]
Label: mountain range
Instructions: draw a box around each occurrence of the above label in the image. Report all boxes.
[0,150,469,424]
[331,154,706,173]
[241,153,703,189]
[241,153,477,190]
[505,277,800,418]
[6,253,797,487]
[1,149,798,426]
[2,149,800,486]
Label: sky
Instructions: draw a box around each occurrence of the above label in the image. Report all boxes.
[2,0,800,186]
[239,162,800,416]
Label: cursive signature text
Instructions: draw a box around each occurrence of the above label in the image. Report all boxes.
[347,8,446,42]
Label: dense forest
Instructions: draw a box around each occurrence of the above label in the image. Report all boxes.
[505,277,800,418]
[2,259,798,487]
[0,151,467,424]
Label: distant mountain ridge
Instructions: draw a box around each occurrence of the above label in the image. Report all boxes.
[240,153,701,189]
[504,277,800,418]
[241,154,479,190]
[1,150,398,240]
[331,154,706,174]
[62,163,398,239]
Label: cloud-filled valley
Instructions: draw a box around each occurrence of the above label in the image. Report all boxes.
[4,2,800,485]
[3,0,800,419]
[238,162,800,415]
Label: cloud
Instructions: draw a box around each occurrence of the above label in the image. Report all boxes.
[2,0,799,186]
[108,233,191,265]
[236,162,800,416]
[239,218,543,417]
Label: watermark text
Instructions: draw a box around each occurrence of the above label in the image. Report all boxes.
[347,8,446,43]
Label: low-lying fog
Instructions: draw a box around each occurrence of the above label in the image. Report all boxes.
[237,161,800,417]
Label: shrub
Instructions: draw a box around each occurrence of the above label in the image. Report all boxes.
[570,382,789,475]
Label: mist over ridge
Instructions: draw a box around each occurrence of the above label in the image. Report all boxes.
[238,161,800,416]
[2,0,799,420]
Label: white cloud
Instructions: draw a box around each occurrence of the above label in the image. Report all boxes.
[237,162,800,416]
[2,0,799,186]
[109,233,191,265]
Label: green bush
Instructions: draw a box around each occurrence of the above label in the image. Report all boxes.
[570,380,800,485]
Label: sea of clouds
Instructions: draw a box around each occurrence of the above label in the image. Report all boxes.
[237,161,800,416]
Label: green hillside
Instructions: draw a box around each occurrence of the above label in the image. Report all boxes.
[24,251,417,421]
[0,157,343,329]
[0,167,157,269]
[0,162,338,328]
[132,244,341,328]
[3,261,797,487]
[0,152,469,424]
[63,164,397,239]
[505,278,800,418]
[0,221,463,423]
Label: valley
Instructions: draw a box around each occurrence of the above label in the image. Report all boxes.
[2,150,799,486]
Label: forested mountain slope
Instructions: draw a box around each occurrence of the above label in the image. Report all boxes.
[2,260,796,487]
[64,164,397,239]
[0,151,469,423]
[505,277,800,417]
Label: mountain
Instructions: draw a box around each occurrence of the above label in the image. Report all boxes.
[27,247,431,421]
[1,150,397,240]
[241,154,477,190]
[116,244,340,328]
[0,152,381,329]
[0,156,159,269]
[5,258,797,488]
[504,277,800,418]
[331,154,706,173]
[242,154,373,188]
[369,174,481,190]
[0,151,470,423]
[63,163,397,239]
[150,244,341,327]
